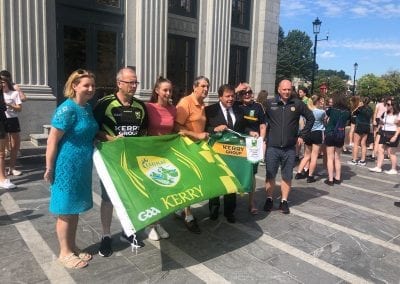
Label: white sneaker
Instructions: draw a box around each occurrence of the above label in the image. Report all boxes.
[8,169,22,176]
[145,226,160,241]
[155,224,169,239]
[369,167,382,173]
[384,169,398,175]
[0,179,16,189]
[357,160,366,166]
[347,160,358,166]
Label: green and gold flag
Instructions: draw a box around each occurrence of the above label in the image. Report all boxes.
[208,130,259,193]
[93,134,244,235]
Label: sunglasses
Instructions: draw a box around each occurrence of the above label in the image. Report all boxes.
[241,90,253,96]
[77,69,86,74]
[75,69,91,77]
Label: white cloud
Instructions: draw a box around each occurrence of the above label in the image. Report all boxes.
[280,0,400,18]
[319,51,336,58]
[315,0,345,17]
[280,0,308,17]
[350,7,370,16]
[329,39,400,51]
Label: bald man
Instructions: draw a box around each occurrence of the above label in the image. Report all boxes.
[263,80,314,214]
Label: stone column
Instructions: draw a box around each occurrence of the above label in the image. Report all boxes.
[0,0,56,140]
[198,0,232,101]
[126,0,168,100]
[249,0,280,96]
[0,0,54,98]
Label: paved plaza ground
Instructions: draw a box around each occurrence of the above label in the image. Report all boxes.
[1,151,400,283]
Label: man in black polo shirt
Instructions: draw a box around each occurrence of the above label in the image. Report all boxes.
[263,80,314,214]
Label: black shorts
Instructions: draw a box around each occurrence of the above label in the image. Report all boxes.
[304,130,323,146]
[355,123,370,135]
[379,131,400,148]
[325,133,345,148]
[0,121,6,139]
[5,117,21,133]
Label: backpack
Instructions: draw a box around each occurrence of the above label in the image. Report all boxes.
[332,113,346,143]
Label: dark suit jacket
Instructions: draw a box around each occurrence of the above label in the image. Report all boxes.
[205,102,246,134]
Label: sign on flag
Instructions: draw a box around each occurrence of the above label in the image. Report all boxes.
[93,134,244,236]
[208,130,262,192]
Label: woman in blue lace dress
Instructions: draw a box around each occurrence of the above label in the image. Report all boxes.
[44,69,98,269]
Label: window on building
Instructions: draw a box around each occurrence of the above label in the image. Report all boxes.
[167,34,195,104]
[168,0,197,18]
[229,45,248,86]
[231,0,251,29]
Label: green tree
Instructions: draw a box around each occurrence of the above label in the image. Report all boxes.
[357,74,388,102]
[317,69,350,80]
[315,75,347,96]
[381,71,400,99]
[276,28,314,87]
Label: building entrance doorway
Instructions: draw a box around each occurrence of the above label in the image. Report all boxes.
[167,34,195,104]
[56,1,124,103]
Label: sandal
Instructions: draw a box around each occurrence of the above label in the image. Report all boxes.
[58,253,88,269]
[74,249,92,261]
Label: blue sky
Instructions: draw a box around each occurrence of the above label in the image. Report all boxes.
[279,0,400,78]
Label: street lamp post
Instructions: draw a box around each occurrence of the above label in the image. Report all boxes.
[352,62,358,96]
[310,17,328,95]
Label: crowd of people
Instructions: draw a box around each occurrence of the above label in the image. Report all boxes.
[42,67,400,269]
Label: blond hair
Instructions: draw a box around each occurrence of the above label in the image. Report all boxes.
[64,69,95,98]
[307,95,322,110]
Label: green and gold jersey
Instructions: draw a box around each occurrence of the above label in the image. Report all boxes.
[94,94,148,137]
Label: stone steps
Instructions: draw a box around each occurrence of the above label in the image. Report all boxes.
[29,133,48,147]
[20,140,46,158]
[29,124,50,147]
[21,124,49,158]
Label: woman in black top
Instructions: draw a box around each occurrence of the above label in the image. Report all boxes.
[324,93,351,186]
[347,97,373,166]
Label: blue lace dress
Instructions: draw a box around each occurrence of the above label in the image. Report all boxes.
[49,99,99,214]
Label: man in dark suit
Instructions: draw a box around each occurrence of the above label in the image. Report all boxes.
[205,84,247,223]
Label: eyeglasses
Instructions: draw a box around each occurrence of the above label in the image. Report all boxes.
[120,80,140,85]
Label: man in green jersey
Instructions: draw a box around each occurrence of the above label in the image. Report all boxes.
[94,67,148,257]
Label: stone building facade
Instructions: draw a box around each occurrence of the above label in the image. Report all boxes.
[0,0,280,140]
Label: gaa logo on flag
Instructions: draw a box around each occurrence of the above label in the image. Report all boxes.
[137,156,181,187]
[138,207,161,221]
